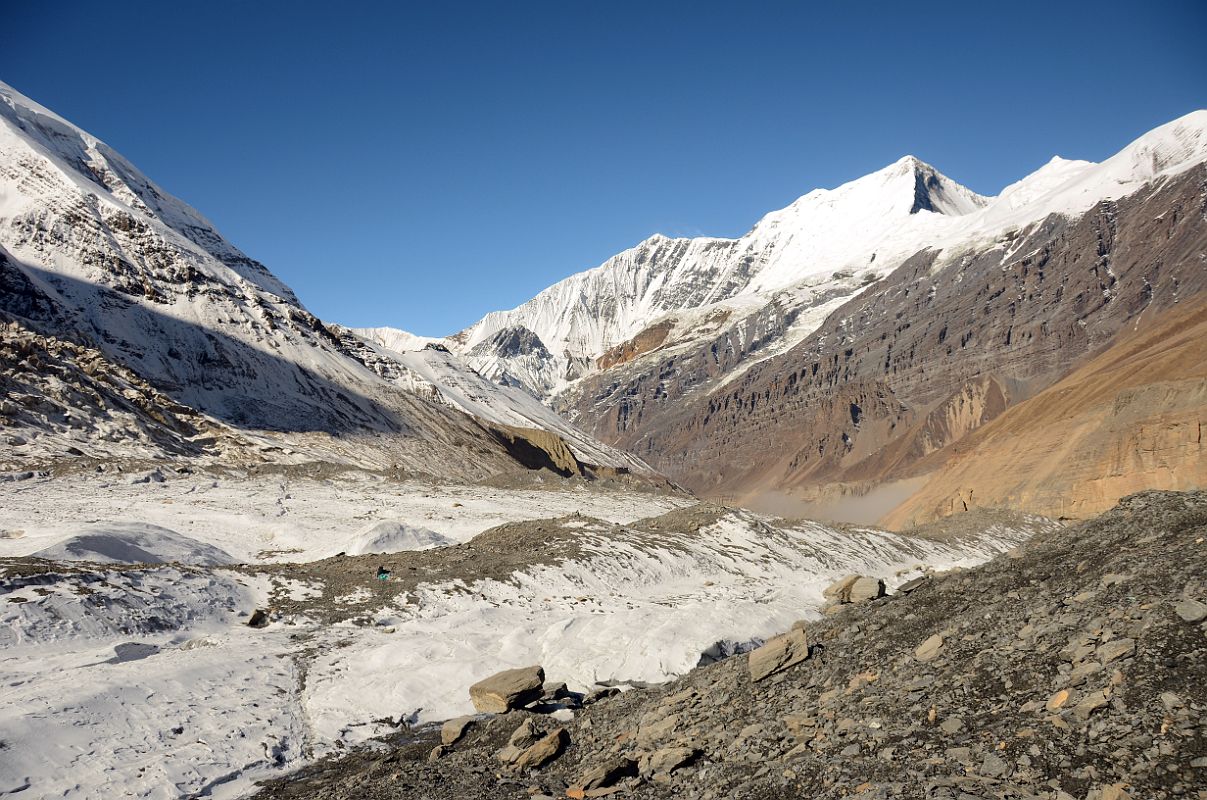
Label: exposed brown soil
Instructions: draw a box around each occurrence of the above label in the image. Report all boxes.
[882,294,1207,527]
[596,320,674,370]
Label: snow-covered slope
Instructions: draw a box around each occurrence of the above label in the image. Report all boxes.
[347,520,455,554]
[0,90,331,422]
[354,326,442,354]
[31,521,237,566]
[442,111,1207,398]
[0,80,406,433]
[0,79,638,478]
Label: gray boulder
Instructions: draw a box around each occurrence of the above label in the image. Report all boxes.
[823,574,885,605]
[639,745,699,777]
[441,715,475,745]
[514,728,568,770]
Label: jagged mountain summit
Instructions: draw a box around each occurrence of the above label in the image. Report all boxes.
[427,112,1207,393]
[364,157,988,397]
[371,113,1207,403]
[0,79,642,477]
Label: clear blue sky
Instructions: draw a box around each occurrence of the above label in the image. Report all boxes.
[3,1,1205,335]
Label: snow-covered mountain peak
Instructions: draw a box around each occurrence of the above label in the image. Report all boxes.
[744,157,985,257]
[448,154,991,382]
[977,108,1207,231]
[352,326,442,353]
[441,111,1207,401]
[879,154,941,182]
[994,156,1095,212]
[439,155,1002,396]
[0,80,298,302]
[470,326,551,359]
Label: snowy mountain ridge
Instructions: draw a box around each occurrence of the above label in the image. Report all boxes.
[370,111,1207,399]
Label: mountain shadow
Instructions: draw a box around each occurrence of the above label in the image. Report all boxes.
[1,250,400,435]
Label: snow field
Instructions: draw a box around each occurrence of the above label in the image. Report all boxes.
[0,470,692,563]
[0,494,1043,799]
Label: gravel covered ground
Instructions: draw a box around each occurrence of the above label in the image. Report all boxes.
[258,491,1207,800]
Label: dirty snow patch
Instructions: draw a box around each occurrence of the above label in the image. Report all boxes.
[31,521,236,566]
[348,520,454,555]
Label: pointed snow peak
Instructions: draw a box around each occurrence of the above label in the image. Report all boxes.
[881,156,988,217]
[472,325,551,359]
[875,154,942,181]
[821,155,988,218]
[888,154,927,173]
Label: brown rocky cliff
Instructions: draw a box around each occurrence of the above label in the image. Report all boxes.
[881,295,1207,527]
[596,320,674,370]
[484,423,586,478]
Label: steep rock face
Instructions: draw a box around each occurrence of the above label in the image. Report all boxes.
[595,320,676,371]
[588,164,1207,509]
[553,274,867,436]
[474,326,551,360]
[0,317,256,469]
[461,324,579,393]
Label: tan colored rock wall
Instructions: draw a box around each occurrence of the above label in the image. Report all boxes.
[881,298,1207,527]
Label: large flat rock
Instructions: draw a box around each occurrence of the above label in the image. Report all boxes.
[748,628,809,682]
[469,665,545,713]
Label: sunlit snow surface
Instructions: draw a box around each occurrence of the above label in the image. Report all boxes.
[0,471,688,562]
[0,471,1050,798]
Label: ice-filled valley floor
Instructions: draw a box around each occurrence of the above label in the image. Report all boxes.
[0,469,1058,798]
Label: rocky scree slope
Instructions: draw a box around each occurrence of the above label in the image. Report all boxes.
[0,317,255,469]
[260,490,1207,800]
[883,293,1207,526]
